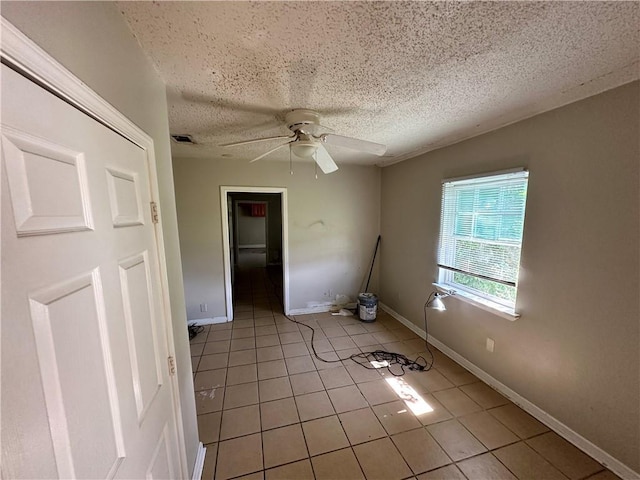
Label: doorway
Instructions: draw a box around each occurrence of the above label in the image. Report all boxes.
[233,199,269,268]
[220,187,289,321]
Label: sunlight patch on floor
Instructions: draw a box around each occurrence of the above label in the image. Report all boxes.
[386,376,434,415]
[370,360,390,369]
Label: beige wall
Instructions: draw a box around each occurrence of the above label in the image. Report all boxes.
[380,81,639,472]
[173,158,381,321]
[1,2,200,473]
[236,204,267,247]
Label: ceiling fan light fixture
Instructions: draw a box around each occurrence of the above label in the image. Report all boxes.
[290,139,319,158]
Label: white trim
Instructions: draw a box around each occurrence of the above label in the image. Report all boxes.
[232,199,239,264]
[433,283,520,321]
[442,167,527,185]
[0,17,190,478]
[289,305,333,316]
[379,302,639,480]
[220,186,289,319]
[289,300,358,316]
[187,317,228,326]
[220,189,234,320]
[1,19,148,149]
[379,303,427,339]
[191,443,206,480]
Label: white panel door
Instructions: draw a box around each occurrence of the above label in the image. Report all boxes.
[1,64,181,479]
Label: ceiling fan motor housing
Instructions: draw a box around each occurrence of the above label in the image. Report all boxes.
[285,109,322,133]
[286,110,323,157]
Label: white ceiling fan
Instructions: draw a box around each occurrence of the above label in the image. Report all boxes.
[220,109,387,174]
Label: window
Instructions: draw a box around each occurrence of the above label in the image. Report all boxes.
[437,169,529,314]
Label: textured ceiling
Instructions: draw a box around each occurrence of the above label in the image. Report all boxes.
[118,1,639,167]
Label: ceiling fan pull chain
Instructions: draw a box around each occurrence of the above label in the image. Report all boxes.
[314,153,318,179]
[289,147,294,175]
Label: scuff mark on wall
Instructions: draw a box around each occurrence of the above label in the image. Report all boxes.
[307,220,326,230]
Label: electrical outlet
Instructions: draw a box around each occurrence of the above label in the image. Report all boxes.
[486,337,495,352]
[200,303,208,313]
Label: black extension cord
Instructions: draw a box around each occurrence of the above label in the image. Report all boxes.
[264,266,435,377]
[188,324,204,341]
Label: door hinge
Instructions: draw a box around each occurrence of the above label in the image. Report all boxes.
[168,355,176,376]
[150,201,159,224]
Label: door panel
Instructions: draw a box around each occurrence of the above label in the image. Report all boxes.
[1,64,181,479]
[29,270,125,479]
[2,126,93,235]
[146,425,176,480]
[106,167,144,228]
[119,251,163,423]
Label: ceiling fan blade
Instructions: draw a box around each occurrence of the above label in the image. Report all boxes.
[249,142,292,163]
[322,134,387,156]
[314,144,339,174]
[220,135,294,147]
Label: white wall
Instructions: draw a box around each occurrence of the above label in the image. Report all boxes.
[1,2,200,474]
[236,204,266,247]
[380,81,639,473]
[173,158,381,321]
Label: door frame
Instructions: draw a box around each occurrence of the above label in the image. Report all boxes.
[220,186,289,320]
[0,17,188,478]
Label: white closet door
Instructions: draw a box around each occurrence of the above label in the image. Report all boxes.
[1,64,181,479]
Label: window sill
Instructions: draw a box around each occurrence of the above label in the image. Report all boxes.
[433,283,520,321]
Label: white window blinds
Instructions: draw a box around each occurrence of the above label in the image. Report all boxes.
[437,169,529,292]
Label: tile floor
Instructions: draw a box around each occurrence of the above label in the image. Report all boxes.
[191,266,620,480]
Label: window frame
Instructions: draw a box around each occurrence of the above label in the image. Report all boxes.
[436,168,529,319]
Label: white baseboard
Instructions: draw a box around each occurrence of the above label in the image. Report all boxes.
[288,305,332,315]
[379,302,427,338]
[188,316,228,326]
[379,302,639,480]
[287,307,331,315]
[191,442,206,480]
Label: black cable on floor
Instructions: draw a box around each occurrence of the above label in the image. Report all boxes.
[264,266,434,377]
[188,324,205,341]
[422,296,437,371]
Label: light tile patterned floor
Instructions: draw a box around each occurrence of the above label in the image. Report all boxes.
[191,266,618,480]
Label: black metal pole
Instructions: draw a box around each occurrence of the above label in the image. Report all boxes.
[364,235,381,293]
